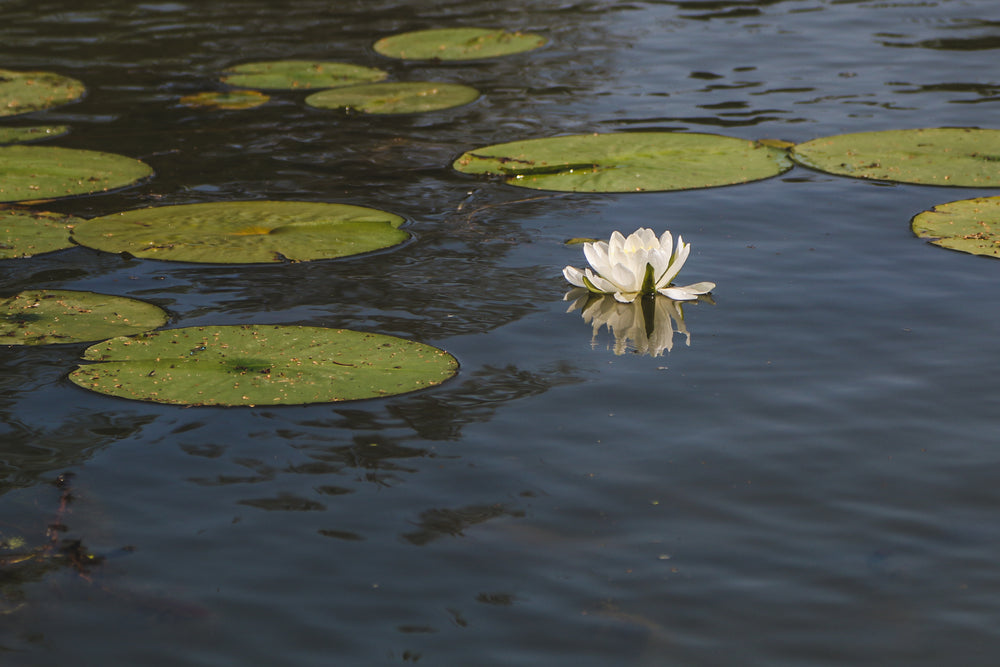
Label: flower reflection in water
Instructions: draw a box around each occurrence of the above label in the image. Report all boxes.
[564,288,713,357]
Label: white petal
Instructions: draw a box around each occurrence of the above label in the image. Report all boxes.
[679,281,715,294]
[657,238,690,287]
[657,230,673,257]
[563,265,587,287]
[613,291,640,303]
[656,286,699,301]
[610,261,641,292]
[585,269,619,293]
[583,241,611,277]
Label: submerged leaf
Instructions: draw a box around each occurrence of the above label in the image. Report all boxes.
[791,128,1000,187]
[221,61,387,90]
[0,289,167,345]
[0,208,81,258]
[0,69,85,117]
[69,325,459,406]
[72,200,409,264]
[305,82,479,114]
[374,27,546,61]
[0,126,69,145]
[0,146,152,203]
[180,90,269,110]
[911,195,1000,258]
[453,132,793,192]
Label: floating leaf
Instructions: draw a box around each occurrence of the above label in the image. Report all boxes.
[0,69,85,118]
[0,146,153,203]
[221,61,387,90]
[0,209,81,258]
[180,90,269,110]
[374,27,546,61]
[453,132,793,192]
[791,128,1000,187]
[72,200,409,264]
[0,125,69,145]
[0,289,168,345]
[69,325,459,406]
[911,195,1000,258]
[306,82,479,115]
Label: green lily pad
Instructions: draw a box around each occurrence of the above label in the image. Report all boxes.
[373,27,546,61]
[180,90,269,110]
[306,82,479,115]
[791,128,1000,187]
[0,69,85,118]
[911,195,1000,258]
[0,145,153,203]
[0,208,81,258]
[453,132,793,192]
[0,125,70,145]
[0,289,168,345]
[69,325,458,406]
[221,61,387,90]
[72,200,409,264]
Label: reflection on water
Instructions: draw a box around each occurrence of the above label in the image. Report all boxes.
[565,288,711,357]
[1,0,1000,664]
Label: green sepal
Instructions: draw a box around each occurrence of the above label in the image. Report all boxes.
[640,263,657,294]
[581,274,605,294]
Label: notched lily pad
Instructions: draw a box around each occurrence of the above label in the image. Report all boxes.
[0,289,168,345]
[0,69,85,117]
[305,82,480,114]
[0,125,70,145]
[911,195,1000,258]
[374,27,547,61]
[0,208,82,258]
[221,61,387,90]
[0,146,153,203]
[72,200,409,264]
[180,90,269,110]
[453,132,793,192]
[69,325,459,406]
[791,128,1000,187]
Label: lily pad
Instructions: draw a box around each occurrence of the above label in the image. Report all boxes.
[0,289,168,345]
[72,200,409,264]
[180,90,269,110]
[0,69,85,118]
[0,125,69,145]
[911,195,1000,258]
[221,61,387,90]
[453,132,793,192]
[373,27,547,61]
[306,82,480,115]
[0,146,153,203]
[69,325,458,406]
[790,128,1000,187]
[0,209,81,258]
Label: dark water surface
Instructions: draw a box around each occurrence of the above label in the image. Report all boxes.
[1,0,999,664]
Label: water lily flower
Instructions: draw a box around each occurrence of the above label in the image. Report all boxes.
[563,228,715,303]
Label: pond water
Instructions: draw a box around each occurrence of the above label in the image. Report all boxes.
[1,0,999,664]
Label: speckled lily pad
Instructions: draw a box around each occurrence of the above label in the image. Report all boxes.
[180,90,270,110]
[0,125,69,145]
[72,200,409,264]
[221,61,387,90]
[0,145,153,203]
[306,82,479,114]
[374,27,546,61]
[0,289,168,345]
[911,195,1000,258]
[0,208,81,258]
[69,325,459,406]
[791,128,1000,187]
[0,69,85,118]
[453,132,793,192]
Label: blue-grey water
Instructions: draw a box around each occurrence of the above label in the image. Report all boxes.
[1,1,999,665]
